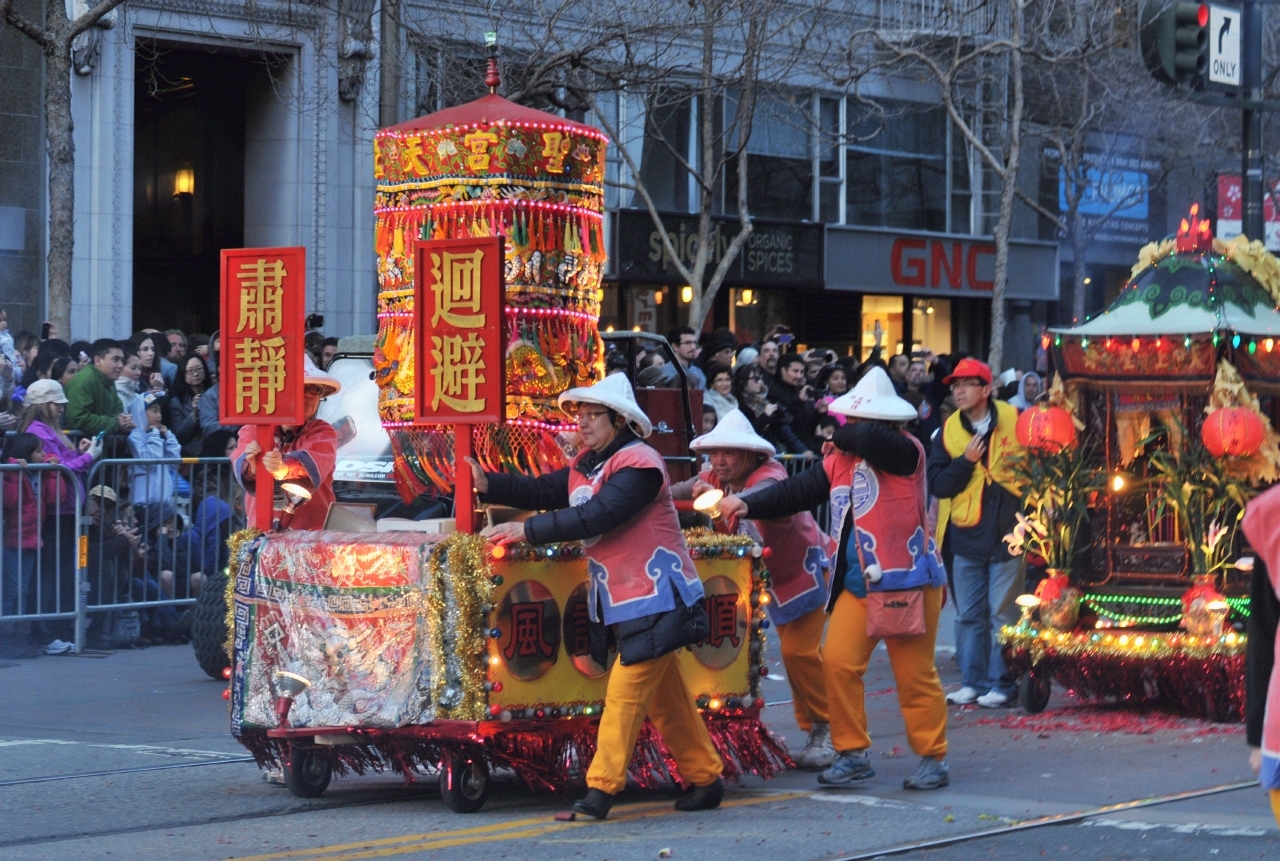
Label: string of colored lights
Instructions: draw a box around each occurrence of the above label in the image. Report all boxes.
[1082,593,1250,625]
[1061,334,1277,354]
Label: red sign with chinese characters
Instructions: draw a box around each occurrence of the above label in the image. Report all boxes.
[413,236,506,425]
[219,247,306,426]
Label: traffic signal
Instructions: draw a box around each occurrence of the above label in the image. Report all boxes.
[1140,1,1210,86]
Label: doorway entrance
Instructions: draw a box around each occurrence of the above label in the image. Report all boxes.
[133,48,252,334]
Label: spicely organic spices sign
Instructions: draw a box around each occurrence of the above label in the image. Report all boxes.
[615,210,823,288]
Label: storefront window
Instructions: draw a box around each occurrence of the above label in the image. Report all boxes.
[729,287,790,345]
[911,298,952,356]
[846,101,947,232]
[861,294,905,361]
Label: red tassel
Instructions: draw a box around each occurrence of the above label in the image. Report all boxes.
[236,715,791,793]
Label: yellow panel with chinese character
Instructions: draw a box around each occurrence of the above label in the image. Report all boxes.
[484,554,758,714]
[675,557,755,704]
[485,557,608,712]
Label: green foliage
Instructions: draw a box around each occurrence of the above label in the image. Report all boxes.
[1146,430,1257,577]
[1004,440,1105,574]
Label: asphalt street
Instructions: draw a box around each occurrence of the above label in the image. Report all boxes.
[1,605,1276,861]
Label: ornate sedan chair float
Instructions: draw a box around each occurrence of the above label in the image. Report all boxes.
[999,207,1280,718]
[223,57,787,812]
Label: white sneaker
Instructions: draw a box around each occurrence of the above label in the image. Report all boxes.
[264,767,286,786]
[44,639,73,655]
[945,686,979,705]
[977,690,1011,708]
[793,722,836,770]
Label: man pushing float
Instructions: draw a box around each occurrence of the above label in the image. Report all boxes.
[672,409,837,770]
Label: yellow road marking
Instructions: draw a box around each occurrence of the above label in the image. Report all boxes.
[225,791,811,861]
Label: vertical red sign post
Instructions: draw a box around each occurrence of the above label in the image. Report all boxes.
[219,247,306,532]
[413,236,506,533]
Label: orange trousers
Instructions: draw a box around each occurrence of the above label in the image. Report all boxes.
[823,586,948,758]
[586,650,724,795]
[776,604,830,731]
[1272,790,1280,828]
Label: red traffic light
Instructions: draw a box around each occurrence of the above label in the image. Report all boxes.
[1197,3,1208,27]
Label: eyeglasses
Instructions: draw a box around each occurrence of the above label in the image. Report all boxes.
[185,367,204,377]
[577,410,611,423]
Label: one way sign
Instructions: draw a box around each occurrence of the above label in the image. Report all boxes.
[1209,4,1241,88]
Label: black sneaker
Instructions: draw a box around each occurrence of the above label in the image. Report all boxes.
[674,777,723,811]
[572,788,615,820]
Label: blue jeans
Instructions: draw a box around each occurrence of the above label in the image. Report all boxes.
[952,554,1024,696]
[2,548,37,617]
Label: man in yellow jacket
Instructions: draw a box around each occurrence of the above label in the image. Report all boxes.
[926,358,1024,709]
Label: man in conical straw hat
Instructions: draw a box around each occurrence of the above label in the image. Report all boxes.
[468,372,724,819]
[674,409,836,769]
[233,355,343,531]
[720,366,950,790]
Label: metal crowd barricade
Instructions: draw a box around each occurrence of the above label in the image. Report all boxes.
[0,462,84,649]
[78,457,243,651]
[777,453,829,533]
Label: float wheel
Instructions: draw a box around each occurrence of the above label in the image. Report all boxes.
[1018,669,1052,713]
[283,746,332,798]
[440,751,489,813]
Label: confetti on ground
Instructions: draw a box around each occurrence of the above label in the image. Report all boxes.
[973,705,1245,736]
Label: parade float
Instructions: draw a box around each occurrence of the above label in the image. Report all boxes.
[221,55,788,811]
[1000,206,1280,720]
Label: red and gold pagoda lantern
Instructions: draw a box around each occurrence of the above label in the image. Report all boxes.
[373,59,608,498]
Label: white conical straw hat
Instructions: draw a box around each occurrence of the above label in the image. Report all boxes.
[558,373,653,438]
[828,366,917,421]
[689,409,776,455]
[303,354,341,395]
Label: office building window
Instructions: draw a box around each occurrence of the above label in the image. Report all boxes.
[846,101,948,231]
[727,91,812,222]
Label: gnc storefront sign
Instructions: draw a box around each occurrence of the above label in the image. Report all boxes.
[825,225,1059,301]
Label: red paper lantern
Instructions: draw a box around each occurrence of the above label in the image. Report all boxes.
[1201,407,1264,457]
[1016,404,1077,452]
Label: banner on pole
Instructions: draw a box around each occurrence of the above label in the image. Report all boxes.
[219,247,306,426]
[413,236,507,425]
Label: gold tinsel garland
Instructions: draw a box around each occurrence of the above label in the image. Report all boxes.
[682,528,757,550]
[999,625,1246,666]
[1130,234,1280,307]
[222,527,264,668]
[426,533,496,721]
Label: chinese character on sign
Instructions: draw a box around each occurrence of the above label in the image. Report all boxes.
[567,600,590,656]
[702,593,740,649]
[234,337,287,414]
[504,602,554,660]
[541,132,572,173]
[236,259,287,334]
[414,236,505,425]
[430,333,486,412]
[430,251,486,328]
[463,130,500,171]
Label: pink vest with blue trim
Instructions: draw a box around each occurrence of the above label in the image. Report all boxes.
[568,441,704,625]
[822,432,945,604]
[702,459,832,625]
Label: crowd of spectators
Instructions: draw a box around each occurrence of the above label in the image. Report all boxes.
[615,324,1045,461]
[0,316,341,658]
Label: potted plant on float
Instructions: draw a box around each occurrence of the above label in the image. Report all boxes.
[1004,436,1105,630]
[1146,434,1257,635]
